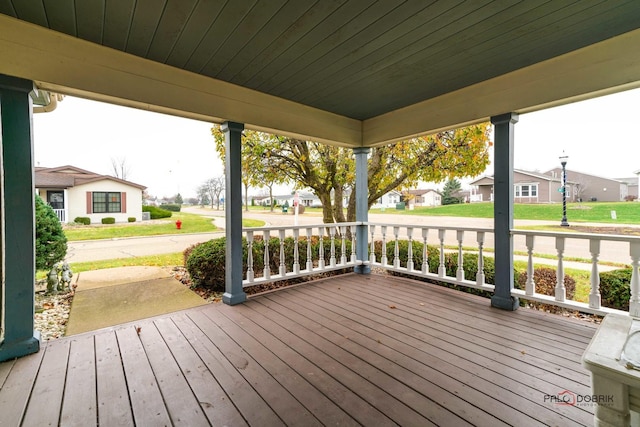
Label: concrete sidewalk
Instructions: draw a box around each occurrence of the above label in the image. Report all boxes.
[66,266,208,335]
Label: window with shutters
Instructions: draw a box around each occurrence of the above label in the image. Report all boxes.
[93,192,121,213]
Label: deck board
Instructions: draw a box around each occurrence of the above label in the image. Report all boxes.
[60,335,97,425]
[0,273,598,426]
[95,331,135,426]
[21,339,69,427]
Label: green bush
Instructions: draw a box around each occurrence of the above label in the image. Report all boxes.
[185,234,353,291]
[101,217,116,224]
[73,216,91,225]
[143,205,173,219]
[599,269,632,311]
[515,267,576,300]
[128,217,136,223]
[35,195,67,271]
[160,203,181,212]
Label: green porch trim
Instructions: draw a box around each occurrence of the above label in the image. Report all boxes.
[491,112,519,311]
[222,121,247,305]
[0,74,40,361]
[353,147,371,274]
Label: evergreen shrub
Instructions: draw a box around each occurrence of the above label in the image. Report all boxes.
[73,216,91,225]
[101,217,116,224]
[35,195,67,270]
[143,205,173,219]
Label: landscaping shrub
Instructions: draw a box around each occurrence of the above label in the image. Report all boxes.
[185,234,352,291]
[143,205,172,219]
[101,217,116,224]
[35,195,67,271]
[515,267,576,300]
[599,268,632,311]
[73,216,91,225]
[160,203,182,212]
[128,217,136,223]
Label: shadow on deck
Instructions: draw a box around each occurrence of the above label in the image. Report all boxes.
[0,273,597,426]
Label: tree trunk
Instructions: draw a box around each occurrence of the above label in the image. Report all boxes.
[244,182,249,211]
[268,185,274,212]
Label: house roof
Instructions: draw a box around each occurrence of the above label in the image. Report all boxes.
[2,3,640,147]
[407,189,441,196]
[35,165,146,190]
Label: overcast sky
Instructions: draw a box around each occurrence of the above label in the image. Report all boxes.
[33,88,640,198]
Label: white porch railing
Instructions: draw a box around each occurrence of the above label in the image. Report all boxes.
[243,221,640,317]
[242,222,360,287]
[53,208,67,223]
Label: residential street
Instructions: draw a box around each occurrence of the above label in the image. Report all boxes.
[67,206,632,269]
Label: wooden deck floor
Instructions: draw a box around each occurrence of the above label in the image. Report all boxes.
[0,273,598,426]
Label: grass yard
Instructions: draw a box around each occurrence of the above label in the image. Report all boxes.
[371,201,640,224]
[64,212,265,241]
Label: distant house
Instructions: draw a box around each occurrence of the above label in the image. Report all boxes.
[546,167,628,202]
[254,191,322,208]
[406,189,442,207]
[371,190,403,208]
[35,165,146,223]
[470,168,628,203]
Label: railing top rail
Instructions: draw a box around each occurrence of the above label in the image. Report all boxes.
[365,222,493,234]
[243,222,361,233]
[512,228,640,243]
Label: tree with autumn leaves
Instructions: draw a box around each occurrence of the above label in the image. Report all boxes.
[212,123,492,223]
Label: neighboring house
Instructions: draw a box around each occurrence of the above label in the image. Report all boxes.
[254,191,322,208]
[371,190,403,209]
[616,176,638,199]
[470,169,574,204]
[546,168,628,202]
[406,189,442,207]
[471,168,629,203]
[35,165,146,223]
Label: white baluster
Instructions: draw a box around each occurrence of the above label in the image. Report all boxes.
[306,228,313,271]
[393,226,400,269]
[340,226,347,265]
[330,226,336,267]
[369,224,376,264]
[456,230,464,281]
[246,231,254,282]
[263,230,271,280]
[476,231,485,286]
[407,227,414,271]
[630,242,640,316]
[279,229,286,276]
[318,226,325,269]
[555,237,566,302]
[438,229,446,277]
[422,228,429,274]
[380,226,388,266]
[350,225,357,263]
[589,239,601,309]
[293,228,300,274]
[525,234,535,296]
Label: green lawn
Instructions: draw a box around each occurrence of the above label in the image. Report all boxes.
[371,201,640,224]
[64,212,265,241]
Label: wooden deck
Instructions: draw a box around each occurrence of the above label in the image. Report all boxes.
[0,273,598,426]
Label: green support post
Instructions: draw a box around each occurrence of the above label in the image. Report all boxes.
[222,121,247,305]
[353,147,371,274]
[491,112,519,311]
[0,75,40,361]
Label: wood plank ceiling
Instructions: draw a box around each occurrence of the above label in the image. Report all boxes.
[1,0,640,146]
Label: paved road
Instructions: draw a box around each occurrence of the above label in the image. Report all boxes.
[67,206,633,268]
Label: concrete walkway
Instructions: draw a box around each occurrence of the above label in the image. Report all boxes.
[66,266,207,335]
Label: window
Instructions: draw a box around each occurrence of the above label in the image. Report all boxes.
[93,192,121,213]
[514,184,538,198]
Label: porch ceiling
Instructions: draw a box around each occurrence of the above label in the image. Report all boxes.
[1,1,640,147]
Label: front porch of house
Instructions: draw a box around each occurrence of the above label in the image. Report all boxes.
[0,273,597,426]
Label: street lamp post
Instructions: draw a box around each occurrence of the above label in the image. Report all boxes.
[559,152,569,227]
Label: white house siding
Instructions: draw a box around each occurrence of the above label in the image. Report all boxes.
[71,181,143,223]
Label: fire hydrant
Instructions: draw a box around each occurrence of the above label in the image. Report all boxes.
[175,220,182,230]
